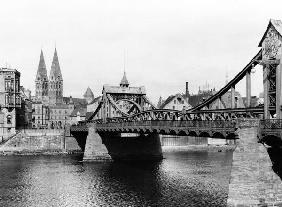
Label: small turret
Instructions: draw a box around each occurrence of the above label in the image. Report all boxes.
[120,71,129,87]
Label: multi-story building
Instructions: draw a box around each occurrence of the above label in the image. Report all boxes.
[17,86,33,129]
[31,101,49,128]
[0,68,21,139]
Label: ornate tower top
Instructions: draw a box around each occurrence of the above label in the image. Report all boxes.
[50,48,62,80]
[36,50,48,81]
[259,19,282,60]
[120,71,129,87]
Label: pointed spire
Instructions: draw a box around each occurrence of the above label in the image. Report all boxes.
[84,87,94,104]
[36,50,48,81]
[50,47,62,80]
[120,71,129,87]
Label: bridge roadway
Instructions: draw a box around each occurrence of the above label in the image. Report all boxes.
[95,120,237,139]
[71,107,266,139]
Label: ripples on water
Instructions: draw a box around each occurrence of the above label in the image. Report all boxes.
[0,151,233,207]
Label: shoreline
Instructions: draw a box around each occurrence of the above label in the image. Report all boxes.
[0,144,236,156]
[162,144,236,152]
[0,149,83,156]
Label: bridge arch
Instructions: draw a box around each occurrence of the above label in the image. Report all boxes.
[212,132,225,139]
[188,131,198,137]
[116,99,143,113]
[178,130,188,136]
[199,131,211,137]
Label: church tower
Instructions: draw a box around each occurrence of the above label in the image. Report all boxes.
[35,50,49,102]
[49,48,63,104]
[83,87,94,104]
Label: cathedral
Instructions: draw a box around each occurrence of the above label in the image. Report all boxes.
[32,48,89,129]
[35,48,63,104]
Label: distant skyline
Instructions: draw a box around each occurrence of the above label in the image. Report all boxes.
[1,0,282,103]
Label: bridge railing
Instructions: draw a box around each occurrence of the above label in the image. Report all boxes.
[96,120,236,129]
[260,119,282,129]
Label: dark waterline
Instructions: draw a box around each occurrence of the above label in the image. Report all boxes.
[0,151,233,207]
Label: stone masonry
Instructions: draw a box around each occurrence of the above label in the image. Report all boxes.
[227,127,282,206]
[0,129,81,153]
[83,123,112,161]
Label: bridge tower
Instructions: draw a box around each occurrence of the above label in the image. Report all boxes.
[259,19,282,119]
[87,72,156,122]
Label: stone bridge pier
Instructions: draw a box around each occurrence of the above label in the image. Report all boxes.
[83,123,163,161]
[227,123,282,206]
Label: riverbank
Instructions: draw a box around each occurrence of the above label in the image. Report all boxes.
[0,144,236,156]
[162,144,236,152]
[0,149,83,156]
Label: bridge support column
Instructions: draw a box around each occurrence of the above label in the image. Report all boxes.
[276,63,282,119]
[246,70,251,107]
[263,65,270,119]
[231,85,235,108]
[102,133,163,161]
[83,123,111,161]
[227,126,282,206]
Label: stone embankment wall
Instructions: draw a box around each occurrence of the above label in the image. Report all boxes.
[0,129,81,154]
[228,124,282,206]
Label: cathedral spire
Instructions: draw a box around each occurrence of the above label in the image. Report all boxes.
[50,47,62,79]
[35,50,48,100]
[36,50,48,80]
[49,47,63,104]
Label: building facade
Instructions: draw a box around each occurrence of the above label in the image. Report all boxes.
[0,68,21,139]
[159,93,192,110]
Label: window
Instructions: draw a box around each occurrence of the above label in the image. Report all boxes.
[7,115,12,124]
[172,106,175,110]
[5,95,9,105]
[174,100,176,104]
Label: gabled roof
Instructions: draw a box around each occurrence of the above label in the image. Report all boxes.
[160,93,190,109]
[70,106,87,117]
[83,87,94,99]
[258,19,282,47]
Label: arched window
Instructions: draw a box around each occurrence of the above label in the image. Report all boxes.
[7,115,12,124]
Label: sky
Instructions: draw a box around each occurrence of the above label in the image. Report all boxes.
[0,0,282,104]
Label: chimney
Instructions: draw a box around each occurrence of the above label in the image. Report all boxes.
[185,82,189,96]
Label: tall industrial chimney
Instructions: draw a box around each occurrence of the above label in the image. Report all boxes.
[185,82,189,96]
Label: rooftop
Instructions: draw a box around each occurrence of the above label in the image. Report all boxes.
[103,85,146,95]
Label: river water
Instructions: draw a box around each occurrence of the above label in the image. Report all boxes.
[0,151,233,207]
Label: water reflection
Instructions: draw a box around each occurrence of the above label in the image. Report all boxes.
[0,151,233,207]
